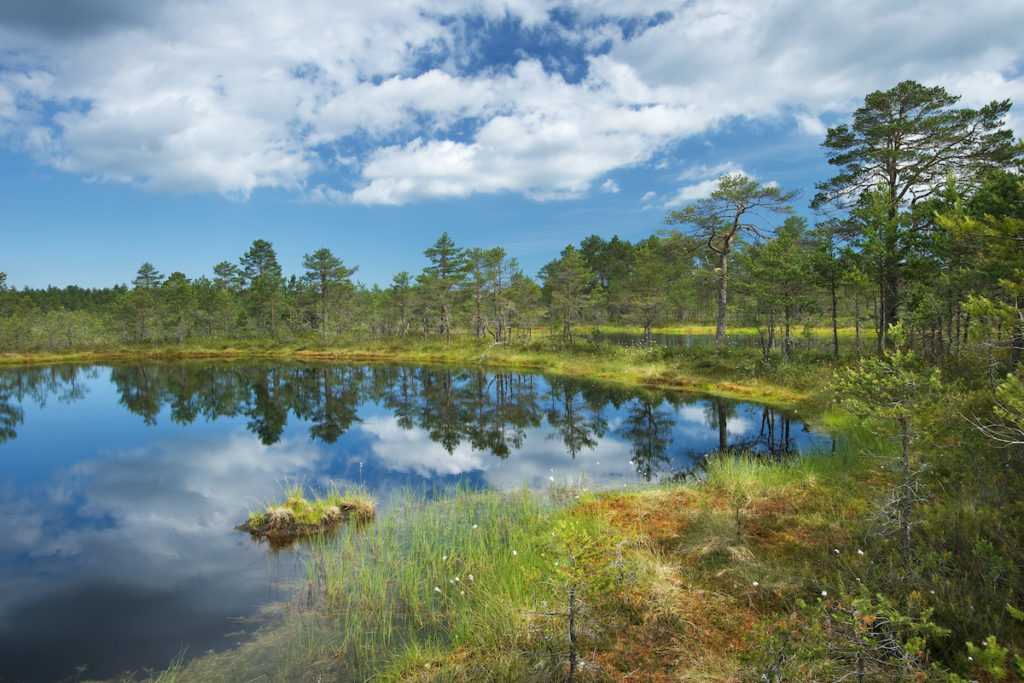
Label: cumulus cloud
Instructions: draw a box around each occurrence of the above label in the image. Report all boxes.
[795,112,828,138]
[664,164,749,206]
[0,0,1021,204]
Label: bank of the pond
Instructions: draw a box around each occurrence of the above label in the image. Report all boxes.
[0,338,831,415]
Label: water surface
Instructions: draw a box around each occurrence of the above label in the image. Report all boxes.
[0,362,826,680]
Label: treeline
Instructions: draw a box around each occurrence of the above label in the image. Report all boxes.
[0,180,1017,364]
[0,80,1021,370]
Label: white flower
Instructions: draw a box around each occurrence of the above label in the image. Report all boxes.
[468,575,474,582]
[821,591,828,597]
[472,524,478,529]
[449,579,455,584]
[455,576,460,582]
[833,549,840,554]
[968,656,974,662]
[434,586,441,593]
[460,591,465,595]
[443,555,448,562]
[549,476,555,482]
[857,549,864,555]
[752,581,759,587]
[512,550,517,556]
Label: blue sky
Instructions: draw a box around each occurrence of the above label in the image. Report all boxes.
[2,0,1023,290]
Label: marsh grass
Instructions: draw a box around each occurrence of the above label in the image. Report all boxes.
[302,483,606,680]
[143,435,892,682]
[237,483,375,549]
[167,482,635,681]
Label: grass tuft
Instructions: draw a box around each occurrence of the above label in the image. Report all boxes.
[236,483,376,549]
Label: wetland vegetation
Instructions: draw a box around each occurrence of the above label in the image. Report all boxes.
[1,81,1023,680]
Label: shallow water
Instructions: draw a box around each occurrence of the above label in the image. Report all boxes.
[0,362,827,681]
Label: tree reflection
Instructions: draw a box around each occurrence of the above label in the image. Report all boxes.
[288,366,363,443]
[0,378,25,444]
[3,363,819,479]
[675,399,804,478]
[0,366,95,444]
[112,366,164,425]
[619,396,674,480]
[544,378,607,458]
[246,367,288,445]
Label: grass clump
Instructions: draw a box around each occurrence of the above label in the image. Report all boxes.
[236,483,375,549]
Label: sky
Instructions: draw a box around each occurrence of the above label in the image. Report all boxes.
[2,0,1023,290]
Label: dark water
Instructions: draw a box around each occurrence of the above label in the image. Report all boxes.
[0,363,826,681]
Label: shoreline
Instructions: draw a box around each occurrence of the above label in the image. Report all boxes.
[0,340,823,413]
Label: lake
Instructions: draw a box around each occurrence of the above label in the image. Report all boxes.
[0,362,827,681]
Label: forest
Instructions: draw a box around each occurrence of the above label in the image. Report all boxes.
[1,84,1021,370]
[3,80,1024,680]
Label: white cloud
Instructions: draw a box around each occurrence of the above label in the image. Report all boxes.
[664,165,749,207]
[356,414,634,489]
[360,415,486,476]
[0,429,330,619]
[1,0,1021,203]
[600,179,620,193]
[676,161,745,182]
[795,113,828,138]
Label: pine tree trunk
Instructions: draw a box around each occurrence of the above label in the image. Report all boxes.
[831,280,839,360]
[715,248,728,344]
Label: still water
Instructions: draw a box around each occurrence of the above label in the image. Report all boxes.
[0,362,826,681]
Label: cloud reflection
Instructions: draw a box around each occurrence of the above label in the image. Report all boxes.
[359,414,635,490]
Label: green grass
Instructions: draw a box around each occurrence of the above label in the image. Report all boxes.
[238,483,376,549]
[174,482,618,681]
[153,443,888,682]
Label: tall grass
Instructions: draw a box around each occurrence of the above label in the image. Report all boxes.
[303,483,608,680]
[179,483,607,680]
[159,438,888,681]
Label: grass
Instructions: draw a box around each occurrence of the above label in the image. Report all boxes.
[237,483,376,550]
[151,445,879,682]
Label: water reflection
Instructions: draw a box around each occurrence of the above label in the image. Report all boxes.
[0,363,826,681]
[96,363,811,471]
[0,365,94,443]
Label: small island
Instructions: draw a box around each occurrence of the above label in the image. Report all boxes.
[236,485,375,549]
